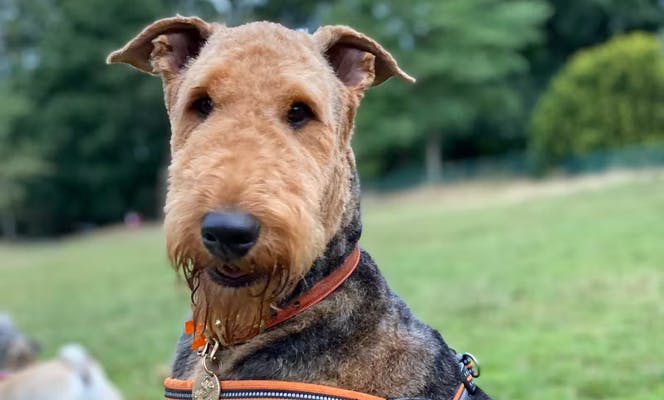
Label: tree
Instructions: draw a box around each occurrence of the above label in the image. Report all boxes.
[0,83,50,238]
[529,32,664,169]
[529,0,664,82]
[320,0,551,182]
[2,0,181,235]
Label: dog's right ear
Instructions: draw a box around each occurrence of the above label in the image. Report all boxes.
[313,25,415,93]
[106,16,215,80]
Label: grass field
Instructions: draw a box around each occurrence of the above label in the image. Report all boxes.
[1,171,663,400]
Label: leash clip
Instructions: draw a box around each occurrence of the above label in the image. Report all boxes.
[197,338,220,361]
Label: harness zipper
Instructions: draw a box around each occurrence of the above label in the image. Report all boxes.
[165,388,355,400]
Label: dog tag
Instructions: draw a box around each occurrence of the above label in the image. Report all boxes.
[193,339,221,400]
[193,369,220,400]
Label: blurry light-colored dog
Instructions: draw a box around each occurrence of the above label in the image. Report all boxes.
[0,343,123,400]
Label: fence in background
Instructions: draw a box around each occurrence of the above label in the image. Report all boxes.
[363,142,664,192]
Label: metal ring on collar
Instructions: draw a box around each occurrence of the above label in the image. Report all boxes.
[462,352,480,378]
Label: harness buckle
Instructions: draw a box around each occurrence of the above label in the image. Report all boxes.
[460,352,480,378]
[456,352,480,395]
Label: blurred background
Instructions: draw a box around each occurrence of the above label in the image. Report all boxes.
[0,0,662,399]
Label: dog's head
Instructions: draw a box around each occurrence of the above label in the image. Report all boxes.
[0,313,40,371]
[108,17,413,345]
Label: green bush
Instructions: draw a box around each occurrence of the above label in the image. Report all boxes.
[529,32,664,169]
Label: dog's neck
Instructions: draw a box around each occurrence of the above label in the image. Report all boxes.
[280,172,362,306]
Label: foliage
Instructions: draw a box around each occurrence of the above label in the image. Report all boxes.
[0,0,198,235]
[320,0,551,181]
[0,83,49,237]
[1,176,663,399]
[528,0,664,83]
[529,32,664,169]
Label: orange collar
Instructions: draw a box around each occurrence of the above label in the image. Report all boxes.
[265,246,361,328]
[186,246,361,349]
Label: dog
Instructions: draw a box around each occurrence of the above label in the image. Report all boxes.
[0,343,123,400]
[108,16,491,400]
[0,312,40,373]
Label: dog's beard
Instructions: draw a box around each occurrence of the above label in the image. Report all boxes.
[187,265,292,346]
[169,210,324,345]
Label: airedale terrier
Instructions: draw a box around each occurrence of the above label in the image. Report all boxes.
[108,16,491,400]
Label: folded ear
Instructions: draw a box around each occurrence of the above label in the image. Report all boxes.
[106,16,215,79]
[313,25,415,92]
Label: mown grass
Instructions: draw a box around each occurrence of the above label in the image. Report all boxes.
[1,173,662,400]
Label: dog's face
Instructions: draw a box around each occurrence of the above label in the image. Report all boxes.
[0,314,40,371]
[108,17,412,344]
[5,338,39,370]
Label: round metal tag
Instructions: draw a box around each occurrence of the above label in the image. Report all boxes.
[193,370,220,400]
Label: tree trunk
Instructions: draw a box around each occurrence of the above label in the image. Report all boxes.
[425,131,443,183]
[1,211,17,239]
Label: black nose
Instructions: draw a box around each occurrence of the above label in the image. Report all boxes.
[201,211,260,261]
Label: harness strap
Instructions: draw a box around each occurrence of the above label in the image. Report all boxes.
[164,353,480,400]
[451,383,469,400]
[164,378,384,400]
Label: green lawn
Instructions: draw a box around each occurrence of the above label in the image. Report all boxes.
[1,173,663,400]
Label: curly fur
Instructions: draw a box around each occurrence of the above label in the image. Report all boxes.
[108,18,491,399]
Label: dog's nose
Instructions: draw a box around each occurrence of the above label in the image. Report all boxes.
[201,211,260,261]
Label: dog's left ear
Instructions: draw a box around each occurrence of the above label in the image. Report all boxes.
[313,25,415,93]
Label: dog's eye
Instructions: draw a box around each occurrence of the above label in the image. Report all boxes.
[286,102,314,129]
[191,95,214,118]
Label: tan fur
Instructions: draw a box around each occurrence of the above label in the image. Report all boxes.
[0,344,123,400]
[108,19,413,347]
